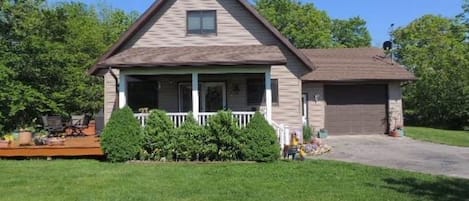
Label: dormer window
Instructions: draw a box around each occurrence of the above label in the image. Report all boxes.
[187,10,217,35]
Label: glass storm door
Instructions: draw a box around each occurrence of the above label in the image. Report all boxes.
[179,82,226,112]
[201,82,226,112]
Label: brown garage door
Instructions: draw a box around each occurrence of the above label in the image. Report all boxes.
[325,85,388,135]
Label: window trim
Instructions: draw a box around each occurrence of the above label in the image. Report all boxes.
[186,10,217,36]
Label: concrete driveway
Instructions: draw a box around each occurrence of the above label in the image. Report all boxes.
[313,135,469,179]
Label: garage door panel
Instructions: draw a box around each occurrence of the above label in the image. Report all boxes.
[325,85,388,135]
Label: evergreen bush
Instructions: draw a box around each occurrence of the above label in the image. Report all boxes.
[173,113,209,161]
[101,106,143,162]
[206,110,242,161]
[143,109,175,160]
[241,112,279,162]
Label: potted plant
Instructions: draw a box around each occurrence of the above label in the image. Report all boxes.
[18,126,35,146]
[0,133,13,148]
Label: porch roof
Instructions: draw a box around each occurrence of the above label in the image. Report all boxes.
[300,48,417,82]
[96,45,287,68]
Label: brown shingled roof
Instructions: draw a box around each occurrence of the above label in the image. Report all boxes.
[88,0,314,75]
[97,45,287,67]
[301,48,416,81]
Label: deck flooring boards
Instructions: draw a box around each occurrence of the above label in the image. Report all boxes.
[0,136,103,157]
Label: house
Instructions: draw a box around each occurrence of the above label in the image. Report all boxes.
[88,0,415,136]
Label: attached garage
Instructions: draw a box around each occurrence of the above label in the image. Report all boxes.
[324,84,388,135]
[301,48,416,136]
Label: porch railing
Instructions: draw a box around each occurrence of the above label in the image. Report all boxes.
[271,121,290,149]
[135,112,290,148]
[134,112,256,128]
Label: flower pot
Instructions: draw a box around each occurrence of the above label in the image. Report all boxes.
[19,131,33,146]
[390,130,400,137]
[0,140,10,148]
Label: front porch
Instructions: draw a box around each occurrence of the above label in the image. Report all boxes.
[118,68,275,127]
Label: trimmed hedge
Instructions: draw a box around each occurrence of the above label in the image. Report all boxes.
[143,109,174,160]
[102,109,281,163]
[241,112,279,162]
[101,106,143,162]
[206,110,242,161]
[173,113,210,161]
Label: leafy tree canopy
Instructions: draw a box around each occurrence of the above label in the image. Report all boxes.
[393,14,469,129]
[255,0,371,48]
[0,0,137,131]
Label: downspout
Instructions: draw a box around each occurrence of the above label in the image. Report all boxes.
[108,66,120,111]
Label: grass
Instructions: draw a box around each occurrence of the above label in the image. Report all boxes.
[405,127,469,147]
[0,160,468,201]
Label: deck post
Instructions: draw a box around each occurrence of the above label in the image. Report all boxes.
[118,73,127,109]
[265,70,272,124]
[192,72,199,120]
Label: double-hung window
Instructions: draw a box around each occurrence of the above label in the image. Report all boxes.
[187,10,217,35]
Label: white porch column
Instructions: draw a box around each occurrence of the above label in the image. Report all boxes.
[192,73,199,119]
[118,73,127,109]
[265,70,273,124]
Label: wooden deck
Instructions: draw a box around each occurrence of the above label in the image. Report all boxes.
[0,136,103,157]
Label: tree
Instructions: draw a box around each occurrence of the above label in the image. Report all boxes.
[255,0,371,48]
[0,1,136,132]
[393,15,469,129]
[256,0,334,48]
[332,17,371,48]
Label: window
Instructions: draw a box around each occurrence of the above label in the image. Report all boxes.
[127,81,159,112]
[187,10,216,35]
[247,79,279,105]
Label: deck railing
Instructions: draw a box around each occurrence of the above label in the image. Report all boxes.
[135,112,256,128]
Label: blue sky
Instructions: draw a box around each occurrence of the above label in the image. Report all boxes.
[48,0,464,46]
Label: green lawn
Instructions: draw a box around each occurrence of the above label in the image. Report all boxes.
[0,160,468,201]
[405,127,469,147]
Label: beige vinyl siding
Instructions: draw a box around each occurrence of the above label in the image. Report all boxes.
[303,83,325,131]
[104,69,120,124]
[102,0,309,129]
[388,82,403,131]
[124,0,276,48]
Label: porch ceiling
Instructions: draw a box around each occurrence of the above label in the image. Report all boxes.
[97,45,287,68]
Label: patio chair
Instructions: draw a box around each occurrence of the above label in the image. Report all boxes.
[69,114,91,137]
[42,115,66,137]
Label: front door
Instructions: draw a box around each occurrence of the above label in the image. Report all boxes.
[201,82,226,112]
[179,82,226,112]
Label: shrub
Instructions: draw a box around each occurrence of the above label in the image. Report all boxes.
[173,113,209,161]
[303,124,313,142]
[241,112,279,162]
[101,106,143,162]
[143,109,175,160]
[206,110,242,161]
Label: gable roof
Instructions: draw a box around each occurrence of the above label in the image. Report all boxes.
[301,48,416,81]
[88,0,315,75]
